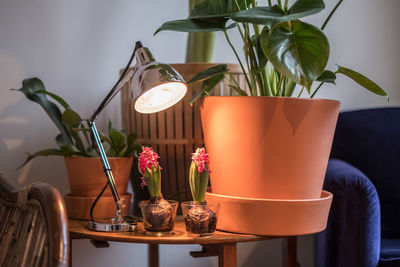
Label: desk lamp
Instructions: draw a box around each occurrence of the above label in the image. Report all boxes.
[87,41,187,232]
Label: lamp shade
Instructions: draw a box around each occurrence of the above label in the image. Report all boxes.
[130,46,187,114]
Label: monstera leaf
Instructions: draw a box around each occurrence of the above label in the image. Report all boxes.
[155,0,250,34]
[260,20,329,91]
[231,0,324,28]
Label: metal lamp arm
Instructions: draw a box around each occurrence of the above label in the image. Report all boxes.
[88,43,141,223]
[90,41,143,122]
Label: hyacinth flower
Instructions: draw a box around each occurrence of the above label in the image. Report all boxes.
[138,146,162,198]
[189,147,210,203]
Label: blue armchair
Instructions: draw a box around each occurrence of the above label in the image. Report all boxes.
[315,108,400,267]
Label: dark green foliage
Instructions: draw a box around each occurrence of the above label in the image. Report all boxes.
[13,78,140,169]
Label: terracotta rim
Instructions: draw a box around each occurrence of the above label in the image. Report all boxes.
[206,190,332,203]
[201,95,340,105]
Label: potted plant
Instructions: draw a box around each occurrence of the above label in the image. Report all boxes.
[182,147,219,236]
[138,147,178,235]
[12,77,140,219]
[155,0,388,235]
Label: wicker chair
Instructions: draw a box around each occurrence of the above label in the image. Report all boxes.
[0,173,69,267]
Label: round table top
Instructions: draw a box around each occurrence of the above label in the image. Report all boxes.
[69,216,278,245]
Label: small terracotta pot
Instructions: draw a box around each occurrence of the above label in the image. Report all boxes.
[64,157,133,197]
[200,96,340,200]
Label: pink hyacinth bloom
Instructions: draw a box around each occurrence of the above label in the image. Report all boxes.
[191,147,210,173]
[138,147,160,188]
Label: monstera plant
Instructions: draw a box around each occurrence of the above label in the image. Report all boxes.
[154,0,388,236]
[156,0,387,101]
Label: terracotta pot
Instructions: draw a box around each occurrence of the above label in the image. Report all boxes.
[64,157,133,197]
[200,96,340,199]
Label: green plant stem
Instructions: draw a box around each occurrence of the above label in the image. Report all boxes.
[311,82,324,98]
[233,0,242,11]
[276,75,284,96]
[282,78,287,96]
[298,86,305,97]
[321,0,343,30]
[284,0,289,11]
[277,0,282,8]
[244,24,259,96]
[268,0,272,6]
[223,30,252,91]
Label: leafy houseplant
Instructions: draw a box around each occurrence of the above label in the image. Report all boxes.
[154,0,388,236]
[156,0,387,100]
[138,147,178,234]
[12,78,139,166]
[182,148,219,236]
[12,77,139,219]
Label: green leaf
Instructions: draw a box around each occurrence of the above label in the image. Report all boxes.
[189,0,251,20]
[231,5,284,28]
[231,0,324,28]
[189,73,225,104]
[251,34,268,72]
[62,108,82,128]
[336,66,387,96]
[266,62,279,95]
[34,90,71,109]
[11,78,72,144]
[288,0,325,18]
[110,129,126,150]
[228,84,248,96]
[60,144,83,156]
[284,79,297,96]
[125,132,139,156]
[117,145,128,157]
[316,70,336,84]
[188,64,228,84]
[17,148,64,169]
[155,19,230,34]
[261,20,330,91]
[55,133,69,147]
[102,142,115,157]
[155,0,249,35]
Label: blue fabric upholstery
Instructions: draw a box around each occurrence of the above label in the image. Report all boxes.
[315,108,400,267]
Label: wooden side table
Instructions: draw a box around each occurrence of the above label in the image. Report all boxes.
[69,217,298,267]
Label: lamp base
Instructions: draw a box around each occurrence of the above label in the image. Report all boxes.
[88,216,140,232]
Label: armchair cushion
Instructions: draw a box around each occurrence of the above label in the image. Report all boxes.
[379,239,400,267]
[315,159,381,267]
[330,108,400,238]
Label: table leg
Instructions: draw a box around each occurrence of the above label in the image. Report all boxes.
[218,243,237,267]
[69,236,72,267]
[149,244,159,267]
[282,237,297,267]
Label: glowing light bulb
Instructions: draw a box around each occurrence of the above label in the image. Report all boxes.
[147,88,173,107]
[134,82,187,113]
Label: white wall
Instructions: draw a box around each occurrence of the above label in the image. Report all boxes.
[0,0,399,266]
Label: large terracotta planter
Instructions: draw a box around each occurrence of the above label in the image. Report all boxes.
[200,96,340,199]
[64,157,133,219]
[200,96,340,235]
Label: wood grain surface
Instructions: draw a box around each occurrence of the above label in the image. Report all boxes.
[69,216,278,245]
